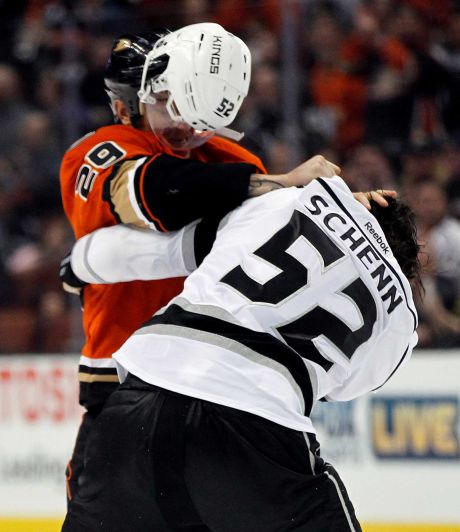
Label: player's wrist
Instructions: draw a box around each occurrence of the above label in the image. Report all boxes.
[59,253,88,294]
[248,174,286,197]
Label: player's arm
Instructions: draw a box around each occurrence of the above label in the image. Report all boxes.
[108,154,342,232]
[61,179,395,293]
[248,156,341,196]
[60,217,219,291]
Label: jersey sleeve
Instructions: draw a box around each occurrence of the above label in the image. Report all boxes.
[70,217,220,284]
[106,154,255,232]
[325,329,418,402]
[71,224,197,283]
[61,127,258,238]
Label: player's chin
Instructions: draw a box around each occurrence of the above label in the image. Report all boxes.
[163,130,195,147]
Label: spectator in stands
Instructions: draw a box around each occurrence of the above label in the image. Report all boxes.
[0,157,19,307]
[430,11,460,145]
[243,19,280,66]
[443,143,460,220]
[0,64,30,157]
[344,1,417,160]
[78,35,114,131]
[0,0,460,357]
[213,0,281,35]
[6,212,73,351]
[303,9,367,154]
[342,143,398,192]
[401,139,447,186]
[13,110,62,215]
[407,177,460,347]
[233,63,283,162]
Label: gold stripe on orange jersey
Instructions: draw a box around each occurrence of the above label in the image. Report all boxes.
[110,160,151,228]
[78,372,120,383]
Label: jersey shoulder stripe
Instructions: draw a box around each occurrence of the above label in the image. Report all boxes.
[316,178,417,329]
[135,154,167,231]
[66,131,96,152]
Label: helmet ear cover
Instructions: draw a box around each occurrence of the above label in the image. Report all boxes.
[138,23,251,132]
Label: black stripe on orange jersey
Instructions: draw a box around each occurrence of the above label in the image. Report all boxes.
[79,381,120,409]
[79,365,118,376]
[134,154,254,232]
[133,155,166,232]
[78,366,120,409]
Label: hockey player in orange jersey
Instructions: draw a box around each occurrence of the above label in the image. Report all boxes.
[59,22,342,502]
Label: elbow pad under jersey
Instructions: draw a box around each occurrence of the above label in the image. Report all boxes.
[131,154,254,231]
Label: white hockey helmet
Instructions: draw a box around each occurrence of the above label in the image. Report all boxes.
[138,23,251,136]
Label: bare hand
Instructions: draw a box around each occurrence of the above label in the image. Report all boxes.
[286,155,341,187]
[353,189,398,210]
[248,155,341,197]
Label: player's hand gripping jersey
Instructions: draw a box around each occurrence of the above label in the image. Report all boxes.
[73,177,418,431]
[60,124,265,406]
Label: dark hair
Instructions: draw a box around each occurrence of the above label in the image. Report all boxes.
[370,197,422,289]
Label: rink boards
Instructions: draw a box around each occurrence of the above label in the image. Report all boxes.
[0,352,459,531]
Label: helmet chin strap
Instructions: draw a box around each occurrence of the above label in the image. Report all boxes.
[142,96,245,147]
[138,24,250,135]
[216,127,245,142]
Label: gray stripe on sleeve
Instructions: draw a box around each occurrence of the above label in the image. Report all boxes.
[83,232,108,284]
[181,223,198,273]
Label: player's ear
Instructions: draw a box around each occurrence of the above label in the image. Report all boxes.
[114,100,132,125]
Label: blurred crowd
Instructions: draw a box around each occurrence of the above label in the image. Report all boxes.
[0,0,459,353]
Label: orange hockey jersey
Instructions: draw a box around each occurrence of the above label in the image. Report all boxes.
[60,124,266,406]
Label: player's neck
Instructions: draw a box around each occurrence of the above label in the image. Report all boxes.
[171,149,191,158]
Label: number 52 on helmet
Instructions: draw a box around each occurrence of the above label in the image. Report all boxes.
[138,23,251,139]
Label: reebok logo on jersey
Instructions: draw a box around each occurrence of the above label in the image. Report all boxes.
[364,222,390,254]
[305,194,403,314]
[210,35,222,74]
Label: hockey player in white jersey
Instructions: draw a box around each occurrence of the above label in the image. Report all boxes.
[63,176,420,532]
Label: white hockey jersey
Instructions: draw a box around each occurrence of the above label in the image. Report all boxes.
[77,177,418,433]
